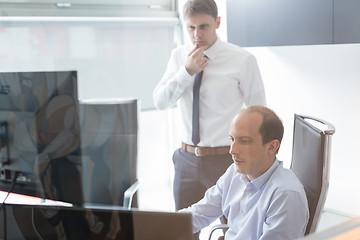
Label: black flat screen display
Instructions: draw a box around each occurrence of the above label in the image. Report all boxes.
[0,71,82,205]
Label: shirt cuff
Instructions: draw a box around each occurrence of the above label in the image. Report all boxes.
[175,66,194,88]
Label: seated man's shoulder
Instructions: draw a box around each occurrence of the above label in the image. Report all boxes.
[270,166,304,193]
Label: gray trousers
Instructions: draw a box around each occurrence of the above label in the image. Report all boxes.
[173,148,232,239]
[172,148,233,211]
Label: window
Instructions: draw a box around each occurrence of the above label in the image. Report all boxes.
[0,0,177,17]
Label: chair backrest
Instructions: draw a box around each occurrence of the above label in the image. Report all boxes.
[290,114,335,235]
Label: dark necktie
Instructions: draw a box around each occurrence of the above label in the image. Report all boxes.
[192,71,203,146]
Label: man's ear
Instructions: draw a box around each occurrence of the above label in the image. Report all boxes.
[268,139,280,154]
[216,16,221,29]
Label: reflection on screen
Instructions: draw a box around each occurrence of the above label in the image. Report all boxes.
[0,71,82,205]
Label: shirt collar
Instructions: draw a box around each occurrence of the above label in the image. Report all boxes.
[203,36,221,61]
[240,159,281,191]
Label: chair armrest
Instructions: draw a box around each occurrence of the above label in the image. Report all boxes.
[208,224,229,240]
[123,180,141,209]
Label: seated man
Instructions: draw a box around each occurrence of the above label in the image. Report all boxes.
[180,106,309,239]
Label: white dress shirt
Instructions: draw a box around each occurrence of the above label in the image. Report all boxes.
[153,37,266,147]
[180,160,309,240]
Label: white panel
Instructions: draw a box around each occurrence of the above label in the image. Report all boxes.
[0,18,180,110]
[0,1,176,17]
[3,0,171,4]
[246,43,360,216]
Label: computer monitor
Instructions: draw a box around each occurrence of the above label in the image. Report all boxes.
[0,71,82,205]
[0,203,194,240]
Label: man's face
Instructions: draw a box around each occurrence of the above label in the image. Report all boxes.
[184,13,220,50]
[229,112,273,181]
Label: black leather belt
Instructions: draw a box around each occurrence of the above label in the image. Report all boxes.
[181,142,230,157]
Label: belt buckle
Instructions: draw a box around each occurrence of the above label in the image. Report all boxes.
[194,147,201,157]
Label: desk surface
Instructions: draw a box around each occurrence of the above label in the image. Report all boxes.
[0,203,193,240]
[301,216,360,240]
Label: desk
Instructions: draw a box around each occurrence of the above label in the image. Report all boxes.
[301,216,360,240]
[0,203,192,240]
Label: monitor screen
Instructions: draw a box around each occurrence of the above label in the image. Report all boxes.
[0,71,82,205]
[0,203,193,240]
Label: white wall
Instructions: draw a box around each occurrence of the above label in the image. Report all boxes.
[246,44,360,216]
[0,18,179,110]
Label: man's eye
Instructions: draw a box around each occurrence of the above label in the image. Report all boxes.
[240,138,251,144]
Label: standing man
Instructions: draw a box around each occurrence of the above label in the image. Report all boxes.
[153,0,266,236]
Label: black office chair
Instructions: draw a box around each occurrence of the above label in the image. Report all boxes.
[208,114,335,239]
[290,114,335,235]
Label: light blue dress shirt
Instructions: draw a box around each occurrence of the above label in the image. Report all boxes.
[180,159,309,240]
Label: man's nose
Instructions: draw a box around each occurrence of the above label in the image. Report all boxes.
[229,143,236,155]
[194,28,200,38]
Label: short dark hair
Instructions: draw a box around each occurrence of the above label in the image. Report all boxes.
[183,0,218,20]
[244,106,284,152]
